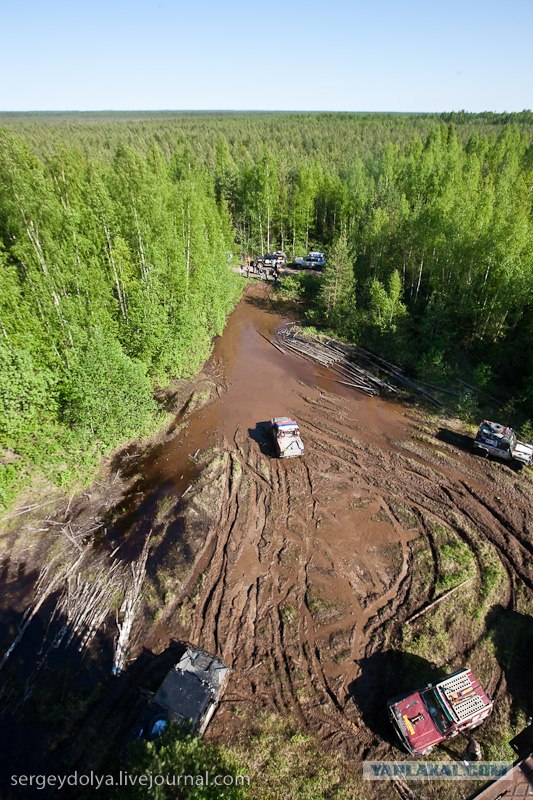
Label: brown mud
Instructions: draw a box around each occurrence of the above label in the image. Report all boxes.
[130,284,533,759]
[1,282,533,797]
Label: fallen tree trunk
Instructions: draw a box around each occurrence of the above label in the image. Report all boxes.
[415,380,462,397]
[405,577,473,624]
[336,380,376,396]
[257,330,286,354]
[455,378,501,405]
[275,327,440,404]
[112,535,151,676]
[0,549,86,671]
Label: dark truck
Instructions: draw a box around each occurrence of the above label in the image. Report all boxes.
[133,646,230,740]
[473,420,533,470]
[388,669,493,755]
[257,252,286,268]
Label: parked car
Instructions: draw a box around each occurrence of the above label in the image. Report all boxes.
[292,257,307,268]
[388,669,493,755]
[292,252,326,269]
[132,646,230,740]
[306,251,326,267]
[270,417,305,458]
[260,253,283,267]
[473,420,533,470]
[273,251,287,265]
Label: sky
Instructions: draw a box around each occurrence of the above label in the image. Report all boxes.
[1,0,531,112]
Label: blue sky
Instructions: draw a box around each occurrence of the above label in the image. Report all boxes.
[1,0,531,112]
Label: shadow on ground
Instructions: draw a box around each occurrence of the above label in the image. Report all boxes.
[348,650,447,746]
[436,428,476,454]
[0,589,190,799]
[487,605,533,717]
[242,288,279,315]
[248,422,275,457]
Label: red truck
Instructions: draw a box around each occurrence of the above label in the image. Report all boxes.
[388,669,493,754]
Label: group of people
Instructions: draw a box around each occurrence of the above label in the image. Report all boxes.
[239,256,280,286]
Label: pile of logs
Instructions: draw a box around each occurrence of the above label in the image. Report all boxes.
[0,510,151,676]
[272,324,443,405]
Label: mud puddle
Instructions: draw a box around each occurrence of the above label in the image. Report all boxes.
[113,283,409,562]
[145,289,405,480]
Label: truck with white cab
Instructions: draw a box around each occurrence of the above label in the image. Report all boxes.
[473,420,533,469]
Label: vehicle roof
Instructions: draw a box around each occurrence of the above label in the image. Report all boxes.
[153,669,212,725]
[389,690,443,752]
[478,420,514,439]
[435,669,491,723]
[177,647,229,695]
[272,416,299,427]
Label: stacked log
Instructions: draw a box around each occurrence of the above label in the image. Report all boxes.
[272,326,442,405]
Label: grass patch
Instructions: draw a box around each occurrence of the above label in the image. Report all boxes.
[348,496,371,510]
[476,538,506,614]
[371,508,392,525]
[306,590,344,623]
[233,713,365,799]
[280,603,298,630]
[431,523,476,591]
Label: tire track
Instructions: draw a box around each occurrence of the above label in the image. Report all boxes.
[171,385,532,761]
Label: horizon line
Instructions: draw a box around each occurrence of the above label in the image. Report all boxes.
[0,108,531,115]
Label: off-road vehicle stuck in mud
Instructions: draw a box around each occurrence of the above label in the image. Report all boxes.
[473,420,533,469]
[388,669,493,755]
[270,417,305,458]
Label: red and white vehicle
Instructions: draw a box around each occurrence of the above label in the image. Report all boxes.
[270,417,305,458]
[388,669,493,755]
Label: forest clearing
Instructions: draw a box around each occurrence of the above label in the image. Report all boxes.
[1,282,532,800]
[0,110,532,798]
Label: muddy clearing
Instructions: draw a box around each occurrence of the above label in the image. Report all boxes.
[1,283,533,797]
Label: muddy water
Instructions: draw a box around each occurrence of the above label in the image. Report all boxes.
[141,283,417,678]
[143,283,408,493]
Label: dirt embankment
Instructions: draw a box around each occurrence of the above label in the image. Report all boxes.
[1,283,533,799]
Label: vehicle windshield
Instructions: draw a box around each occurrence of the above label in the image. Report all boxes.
[421,689,454,734]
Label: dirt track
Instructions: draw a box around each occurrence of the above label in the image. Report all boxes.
[138,284,533,765]
[1,282,533,796]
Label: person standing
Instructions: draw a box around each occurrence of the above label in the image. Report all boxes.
[462,737,482,764]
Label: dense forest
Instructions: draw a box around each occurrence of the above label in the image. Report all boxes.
[0,122,241,506]
[0,112,532,507]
